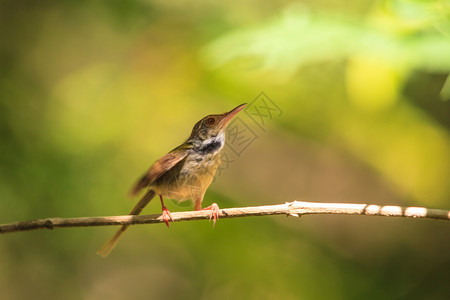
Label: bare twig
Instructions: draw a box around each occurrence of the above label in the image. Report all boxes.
[0,201,448,234]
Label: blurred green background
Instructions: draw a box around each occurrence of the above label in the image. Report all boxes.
[1,0,449,299]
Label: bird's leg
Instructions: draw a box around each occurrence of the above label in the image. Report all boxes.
[159,194,173,228]
[195,199,220,227]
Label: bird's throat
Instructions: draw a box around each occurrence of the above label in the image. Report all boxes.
[198,140,222,154]
[196,132,225,155]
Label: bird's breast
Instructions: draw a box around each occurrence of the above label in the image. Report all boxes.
[152,150,222,202]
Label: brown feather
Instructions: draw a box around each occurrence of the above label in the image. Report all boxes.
[129,150,189,196]
[97,190,156,257]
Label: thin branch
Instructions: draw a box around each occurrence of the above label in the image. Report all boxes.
[0,201,448,234]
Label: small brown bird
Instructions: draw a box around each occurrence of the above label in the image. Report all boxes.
[97,103,247,257]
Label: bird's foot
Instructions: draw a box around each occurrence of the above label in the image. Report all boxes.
[161,206,173,228]
[202,203,220,227]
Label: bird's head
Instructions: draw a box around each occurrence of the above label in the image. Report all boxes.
[188,103,247,152]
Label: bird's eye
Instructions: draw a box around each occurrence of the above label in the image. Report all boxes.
[206,117,216,126]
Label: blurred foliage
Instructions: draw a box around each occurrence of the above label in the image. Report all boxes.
[0,0,449,299]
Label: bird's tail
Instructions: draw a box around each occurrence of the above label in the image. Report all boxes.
[96,190,156,257]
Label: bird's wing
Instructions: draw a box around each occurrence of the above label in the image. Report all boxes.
[129,149,189,197]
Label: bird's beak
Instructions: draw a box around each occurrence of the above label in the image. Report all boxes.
[220,103,247,128]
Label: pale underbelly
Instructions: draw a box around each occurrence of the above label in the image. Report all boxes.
[152,154,221,202]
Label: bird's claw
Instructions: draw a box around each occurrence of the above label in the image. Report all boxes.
[162,206,173,228]
[202,203,220,227]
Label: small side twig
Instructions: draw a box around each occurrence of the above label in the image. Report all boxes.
[0,201,448,234]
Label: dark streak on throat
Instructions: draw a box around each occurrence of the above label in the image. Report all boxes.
[198,140,222,154]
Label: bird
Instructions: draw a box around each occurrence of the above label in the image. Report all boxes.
[97,103,247,257]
